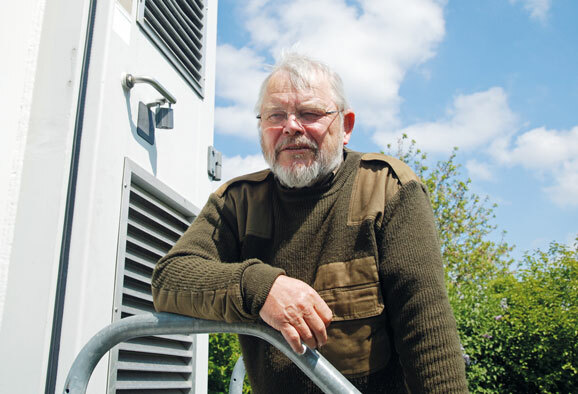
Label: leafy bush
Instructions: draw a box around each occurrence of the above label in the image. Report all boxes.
[447,241,577,393]
[389,136,577,392]
[208,333,250,393]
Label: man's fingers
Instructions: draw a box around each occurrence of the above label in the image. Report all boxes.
[281,325,306,354]
[291,317,317,350]
[301,307,328,347]
[312,292,333,326]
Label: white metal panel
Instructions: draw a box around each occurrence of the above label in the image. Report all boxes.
[0,0,94,392]
[137,0,207,96]
[54,0,217,393]
[108,158,200,393]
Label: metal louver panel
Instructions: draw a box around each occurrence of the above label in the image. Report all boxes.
[109,159,200,393]
[137,0,207,97]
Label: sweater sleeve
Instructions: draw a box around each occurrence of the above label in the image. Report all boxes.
[151,192,285,322]
[379,180,468,393]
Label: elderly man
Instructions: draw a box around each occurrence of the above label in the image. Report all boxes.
[152,53,468,393]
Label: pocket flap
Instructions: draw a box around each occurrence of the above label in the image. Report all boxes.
[313,256,384,321]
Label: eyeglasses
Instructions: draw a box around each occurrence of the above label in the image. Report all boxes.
[257,108,340,126]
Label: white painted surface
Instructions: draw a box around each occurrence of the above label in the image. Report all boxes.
[0,0,217,392]
[0,0,90,392]
[0,0,46,329]
[55,0,218,392]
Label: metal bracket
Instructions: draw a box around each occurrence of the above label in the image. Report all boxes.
[124,74,177,144]
[207,146,222,181]
[122,73,177,104]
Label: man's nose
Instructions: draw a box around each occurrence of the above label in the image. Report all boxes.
[282,114,304,135]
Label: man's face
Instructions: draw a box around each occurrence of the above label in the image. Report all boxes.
[259,71,354,187]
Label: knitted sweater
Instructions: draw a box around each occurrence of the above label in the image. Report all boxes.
[152,149,468,393]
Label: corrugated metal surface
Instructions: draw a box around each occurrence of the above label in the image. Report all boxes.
[138,0,207,97]
[109,160,198,393]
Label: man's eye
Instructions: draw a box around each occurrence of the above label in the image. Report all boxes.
[299,111,324,122]
[267,112,286,122]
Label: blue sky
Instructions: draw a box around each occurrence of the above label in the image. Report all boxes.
[212,0,577,260]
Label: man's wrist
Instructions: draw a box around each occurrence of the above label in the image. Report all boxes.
[241,263,286,316]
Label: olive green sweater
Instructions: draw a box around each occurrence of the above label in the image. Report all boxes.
[152,150,468,393]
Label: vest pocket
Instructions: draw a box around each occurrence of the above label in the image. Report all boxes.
[313,256,389,376]
[320,314,390,377]
[313,256,384,321]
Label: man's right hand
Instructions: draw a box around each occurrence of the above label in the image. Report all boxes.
[259,275,333,354]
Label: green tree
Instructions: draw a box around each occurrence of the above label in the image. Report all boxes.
[489,241,577,393]
[387,136,577,392]
[449,240,578,393]
[208,333,250,393]
[386,135,513,285]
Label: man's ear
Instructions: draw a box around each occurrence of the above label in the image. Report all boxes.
[342,110,355,145]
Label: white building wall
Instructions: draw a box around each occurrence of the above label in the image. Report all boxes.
[0,0,218,393]
[0,0,48,326]
[0,0,91,392]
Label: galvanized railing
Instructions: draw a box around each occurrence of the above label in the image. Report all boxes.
[63,312,361,394]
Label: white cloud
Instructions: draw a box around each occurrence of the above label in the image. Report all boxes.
[214,106,260,139]
[504,127,578,169]
[373,85,578,206]
[216,45,268,108]
[373,87,520,155]
[215,0,447,138]
[212,154,269,191]
[509,0,551,23]
[214,45,269,137]
[500,126,578,207]
[543,157,578,207]
[466,159,493,181]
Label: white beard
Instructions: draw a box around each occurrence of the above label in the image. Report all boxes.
[261,131,344,188]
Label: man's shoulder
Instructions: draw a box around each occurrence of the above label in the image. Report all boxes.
[358,152,420,185]
[214,169,272,198]
[347,151,422,226]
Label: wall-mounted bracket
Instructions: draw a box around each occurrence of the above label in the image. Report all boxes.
[124,73,177,144]
[208,146,222,181]
[122,73,177,104]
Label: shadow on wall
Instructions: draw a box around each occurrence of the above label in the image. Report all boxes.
[123,90,158,175]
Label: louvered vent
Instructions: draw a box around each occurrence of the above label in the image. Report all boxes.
[109,159,200,393]
[137,0,207,97]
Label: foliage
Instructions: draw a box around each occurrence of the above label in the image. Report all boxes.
[455,241,578,393]
[387,135,578,393]
[208,333,250,394]
[386,134,513,285]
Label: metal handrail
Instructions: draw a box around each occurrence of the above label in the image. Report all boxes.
[63,312,361,394]
[228,355,246,394]
[122,73,177,104]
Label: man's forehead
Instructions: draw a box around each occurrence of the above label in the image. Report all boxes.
[263,71,333,106]
[262,95,328,108]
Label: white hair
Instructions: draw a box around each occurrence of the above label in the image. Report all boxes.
[254,51,349,114]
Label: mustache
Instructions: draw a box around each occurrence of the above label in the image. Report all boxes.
[275,136,318,155]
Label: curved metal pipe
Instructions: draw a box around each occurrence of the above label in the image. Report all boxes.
[63,312,360,394]
[228,355,246,394]
[122,73,177,104]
